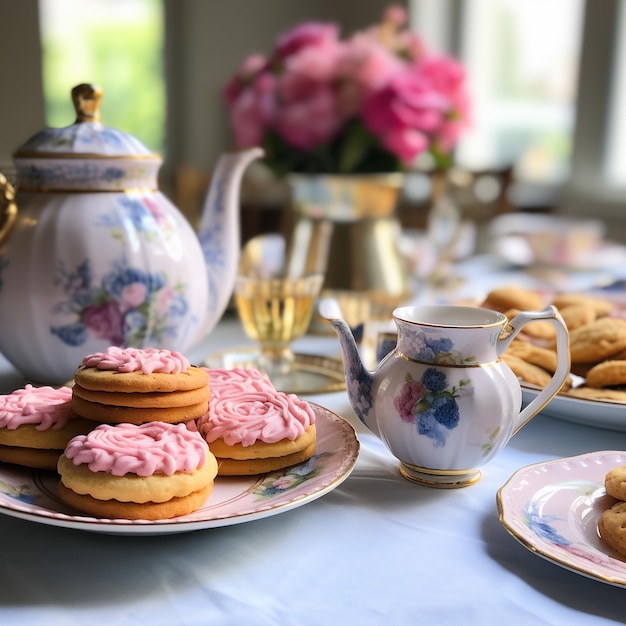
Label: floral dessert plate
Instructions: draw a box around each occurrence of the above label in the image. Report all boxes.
[0,404,359,536]
[497,450,626,587]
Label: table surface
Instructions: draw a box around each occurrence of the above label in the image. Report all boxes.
[2,255,626,626]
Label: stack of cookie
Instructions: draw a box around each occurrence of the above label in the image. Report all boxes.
[0,385,93,471]
[55,346,218,520]
[71,348,210,425]
[565,316,626,401]
[481,286,626,401]
[196,367,317,476]
[598,467,626,557]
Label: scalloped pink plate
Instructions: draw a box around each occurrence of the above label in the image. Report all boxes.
[0,404,359,535]
[497,450,626,587]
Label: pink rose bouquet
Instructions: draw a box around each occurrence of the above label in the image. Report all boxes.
[224,5,470,176]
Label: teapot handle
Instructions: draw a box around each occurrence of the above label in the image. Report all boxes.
[0,173,17,247]
[498,305,570,434]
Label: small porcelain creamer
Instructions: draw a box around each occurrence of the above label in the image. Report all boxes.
[320,300,570,487]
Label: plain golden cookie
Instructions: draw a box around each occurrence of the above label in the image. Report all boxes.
[501,352,553,388]
[551,293,614,318]
[564,386,626,402]
[557,303,597,331]
[604,466,626,500]
[598,501,626,558]
[507,340,559,373]
[585,360,626,389]
[482,286,544,313]
[569,317,626,364]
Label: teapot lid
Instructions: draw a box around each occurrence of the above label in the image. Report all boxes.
[14,84,155,158]
[13,84,160,192]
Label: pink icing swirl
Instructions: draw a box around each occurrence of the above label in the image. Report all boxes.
[0,385,74,431]
[198,368,315,446]
[82,346,191,374]
[201,367,274,400]
[65,422,208,477]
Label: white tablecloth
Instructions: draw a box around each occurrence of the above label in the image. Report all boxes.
[2,259,626,625]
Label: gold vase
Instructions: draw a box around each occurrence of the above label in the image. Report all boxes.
[285,173,411,298]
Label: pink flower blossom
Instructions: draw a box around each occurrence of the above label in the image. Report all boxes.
[223,4,470,173]
[340,34,403,91]
[283,38,344,81]
[394,378,427,422]
[275,77,342,149]
[362,68,449,164]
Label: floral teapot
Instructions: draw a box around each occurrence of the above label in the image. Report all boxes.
[0,83,263,384]
[320,298,570,487]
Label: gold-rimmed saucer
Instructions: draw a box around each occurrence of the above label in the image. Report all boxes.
[203,348,345,395]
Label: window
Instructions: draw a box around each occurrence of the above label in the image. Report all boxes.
[608,1,626,186]
[411,0,585,208]
[38,0,165,153]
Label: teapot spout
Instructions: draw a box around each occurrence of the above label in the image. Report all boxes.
[197,147,264,336]
[319,298,378,435]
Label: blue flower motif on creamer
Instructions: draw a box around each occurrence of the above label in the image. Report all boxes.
[393,368,473,447]
[401,328,477,366]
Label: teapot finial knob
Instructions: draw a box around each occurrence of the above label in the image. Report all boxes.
[71,83,103,123]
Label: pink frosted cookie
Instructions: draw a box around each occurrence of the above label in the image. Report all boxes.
[197,367,316,475]
[72,346,210,424]
[201,366,274,400]
[0,384,93,470]
[57,422,218,520]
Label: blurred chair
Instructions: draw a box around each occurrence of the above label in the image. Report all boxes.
[398,164,514,230]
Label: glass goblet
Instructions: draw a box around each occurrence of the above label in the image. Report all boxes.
[234,272,324,380]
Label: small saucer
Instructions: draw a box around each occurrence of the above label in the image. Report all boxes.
[203,347,346,395]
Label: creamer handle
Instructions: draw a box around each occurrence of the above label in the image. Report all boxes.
[0,174,17,246]
[499,306,570,434]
